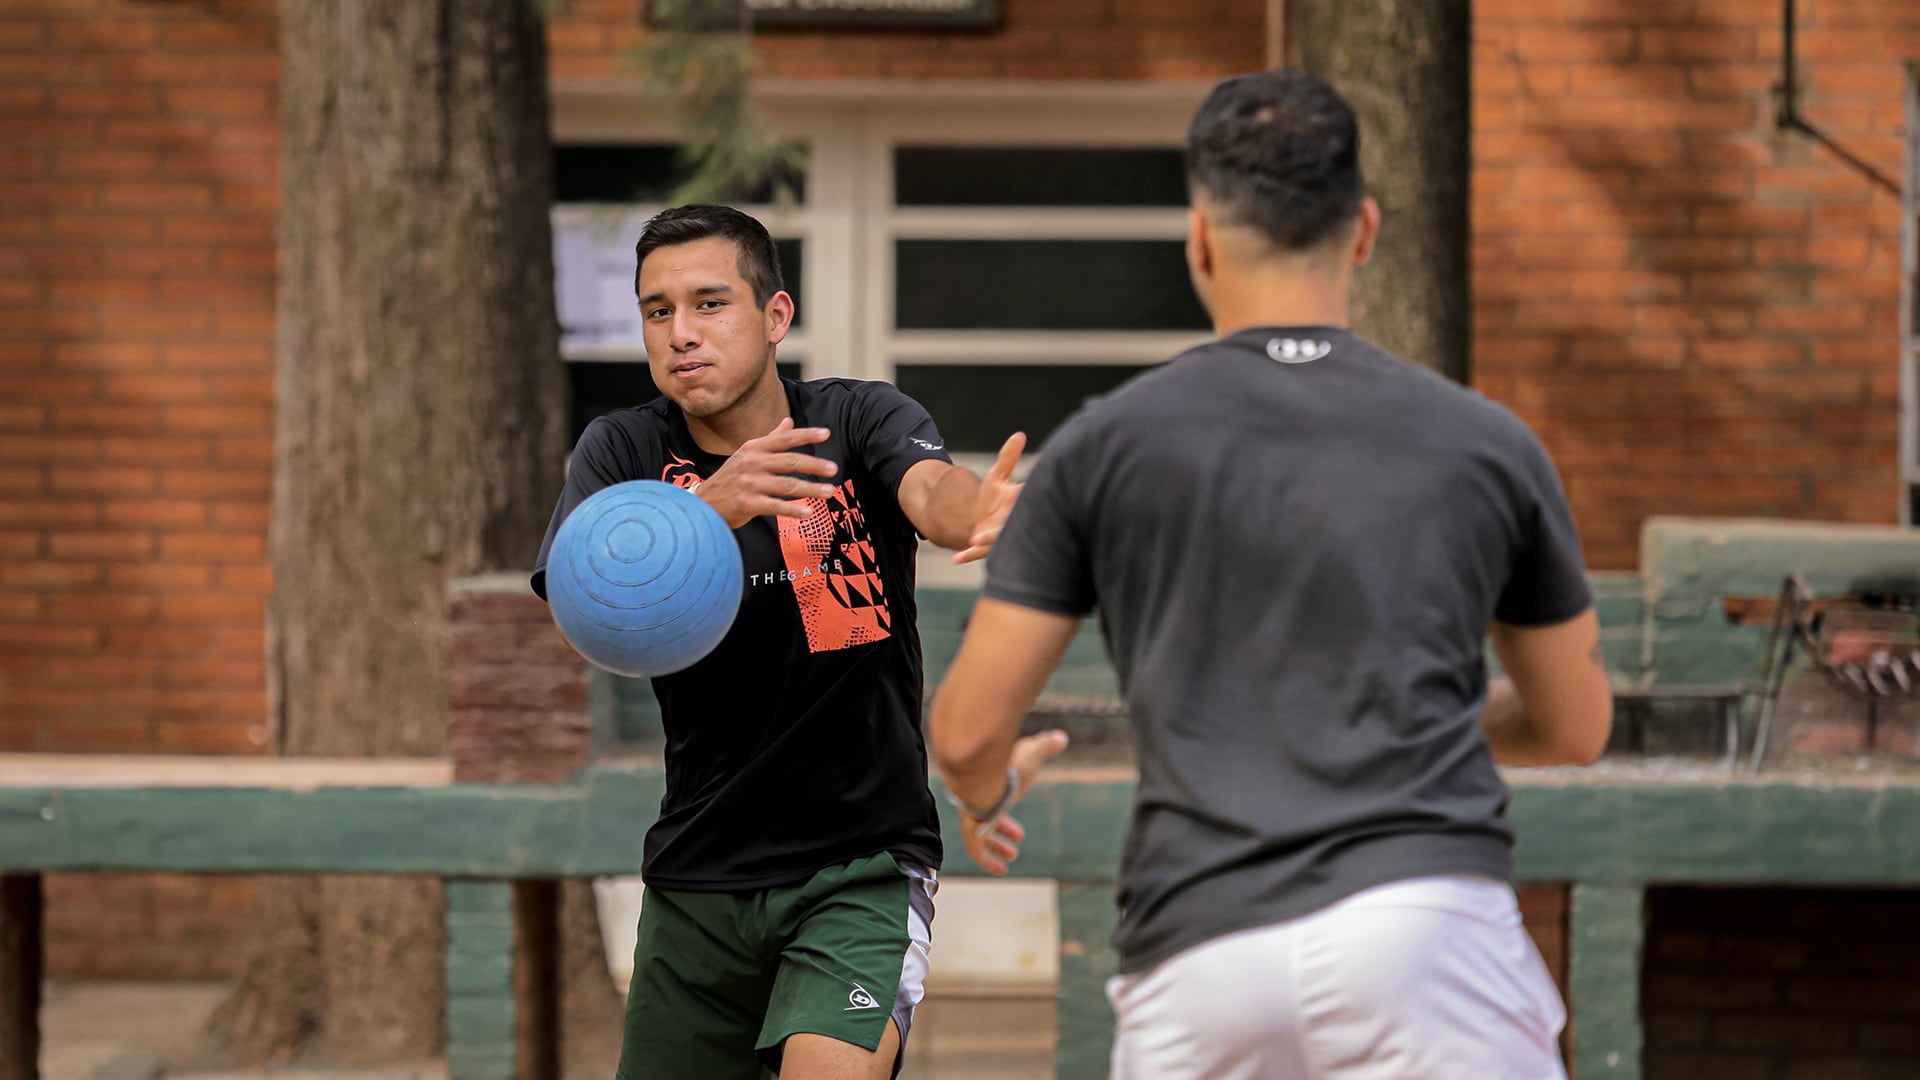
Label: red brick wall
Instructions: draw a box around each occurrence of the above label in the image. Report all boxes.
[43,873,252,979]
[447,583,590,784]
[1521,882,1571,1003]
[2,0,279,979]
[1473,0,1914,570]
[0,0,279,755]
[1644,886,1920,1078]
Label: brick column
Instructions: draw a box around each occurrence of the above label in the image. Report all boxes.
[444,574,584,1080]
[447,574,589,784]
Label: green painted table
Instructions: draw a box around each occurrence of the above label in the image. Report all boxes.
[6,755,1920,1079]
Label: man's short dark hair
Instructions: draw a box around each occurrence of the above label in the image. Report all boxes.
[1186,69,1365,253]
[633,203,786,308]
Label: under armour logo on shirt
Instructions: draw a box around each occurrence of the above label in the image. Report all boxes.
[845,983,880,1011]
[1267,338,1332,365]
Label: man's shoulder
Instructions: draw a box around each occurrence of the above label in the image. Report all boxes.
[792,376,914,409]
[575,401,675,470]
[1059,343,1211,431]
[1389,360,1539,448]
[791,378,940,451]
[1333,334,1537,435]
[582,399,673,440]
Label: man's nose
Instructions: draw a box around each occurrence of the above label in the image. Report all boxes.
[670,309,699,351]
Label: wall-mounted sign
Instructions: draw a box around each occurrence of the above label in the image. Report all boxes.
[646,0,1001,32]
[553,211,650,358]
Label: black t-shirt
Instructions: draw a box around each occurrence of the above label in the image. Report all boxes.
[983,327,1594,974]
[532,378,951,890]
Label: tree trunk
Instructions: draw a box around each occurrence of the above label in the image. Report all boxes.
[206,0,579,1062]
[1292,0,1471,383]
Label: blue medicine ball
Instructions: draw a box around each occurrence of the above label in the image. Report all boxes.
[546,481,743,678]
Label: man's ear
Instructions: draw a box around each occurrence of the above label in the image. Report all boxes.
[1187,205,1214,282]
[1351,197,1381,267]
[765,290,795,344]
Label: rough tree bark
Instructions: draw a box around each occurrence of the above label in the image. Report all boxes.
[1292,0,1471,383]
[203,0,607,1063]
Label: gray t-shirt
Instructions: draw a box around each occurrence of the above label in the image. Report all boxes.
[983,326,1593,974]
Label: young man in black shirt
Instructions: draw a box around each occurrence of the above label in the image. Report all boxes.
[930,70,1613,1079]
[533,204,1027,1079]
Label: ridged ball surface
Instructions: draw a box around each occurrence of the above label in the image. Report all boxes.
[546,481,743,677]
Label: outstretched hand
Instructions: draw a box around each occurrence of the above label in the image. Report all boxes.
[695,418,839,529]
[952,431,1027,565]
[958,728,1069,875]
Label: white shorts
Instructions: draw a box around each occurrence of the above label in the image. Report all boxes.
[1106,875,1568,1080]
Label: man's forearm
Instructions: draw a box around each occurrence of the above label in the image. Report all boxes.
[918,464,981,551]
[940,740,1018,817]
[930,676,1027,814]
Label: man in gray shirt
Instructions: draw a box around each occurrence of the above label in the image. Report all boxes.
[929,69,1612,1079]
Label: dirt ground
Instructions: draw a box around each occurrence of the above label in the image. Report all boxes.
[37,981,1056,1080]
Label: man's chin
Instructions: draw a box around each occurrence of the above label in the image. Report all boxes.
[671,387,729,420]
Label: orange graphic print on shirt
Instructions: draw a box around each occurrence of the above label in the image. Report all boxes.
[777,478,891,653]
[661,454,702,489]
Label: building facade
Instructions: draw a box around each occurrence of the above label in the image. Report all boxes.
[2,0,1916,1045]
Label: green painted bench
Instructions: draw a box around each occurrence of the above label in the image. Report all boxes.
[9,755,1920,1080]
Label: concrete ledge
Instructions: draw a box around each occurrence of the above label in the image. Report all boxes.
[1641,517,1920,688]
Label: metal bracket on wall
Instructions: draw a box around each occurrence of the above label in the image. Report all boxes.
[1774,0,1901,197]
[1751,575,1920,769]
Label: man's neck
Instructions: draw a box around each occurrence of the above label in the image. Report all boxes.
[1205,263,1354,340]
[686,371,789,456]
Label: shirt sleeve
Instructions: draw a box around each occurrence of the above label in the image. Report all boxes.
[980,420,1097,617]
[848,381,953,497]
[1493,431,1594,626]
[530,417,642,601]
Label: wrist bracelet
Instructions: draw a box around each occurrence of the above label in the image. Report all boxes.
[946,765,1020,826]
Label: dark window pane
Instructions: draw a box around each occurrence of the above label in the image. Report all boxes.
[568,360,802,444]
[895,240,1206,331]
[894,147,1188,207]
[554,144,681,203]
[553,143,807,204]
[569,362,657,442]
[893,363,1154,454]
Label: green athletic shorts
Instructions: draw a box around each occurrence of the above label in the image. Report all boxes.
[615,851,938,1080]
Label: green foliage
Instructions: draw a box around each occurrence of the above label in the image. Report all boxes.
[625,0,806,206]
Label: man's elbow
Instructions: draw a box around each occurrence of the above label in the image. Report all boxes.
[927,525,971,554]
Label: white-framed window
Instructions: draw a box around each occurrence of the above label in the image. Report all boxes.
[860,109,1208,466]
[551,79,1213,578]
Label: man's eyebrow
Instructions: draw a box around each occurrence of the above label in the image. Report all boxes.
[636,283,735,309]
